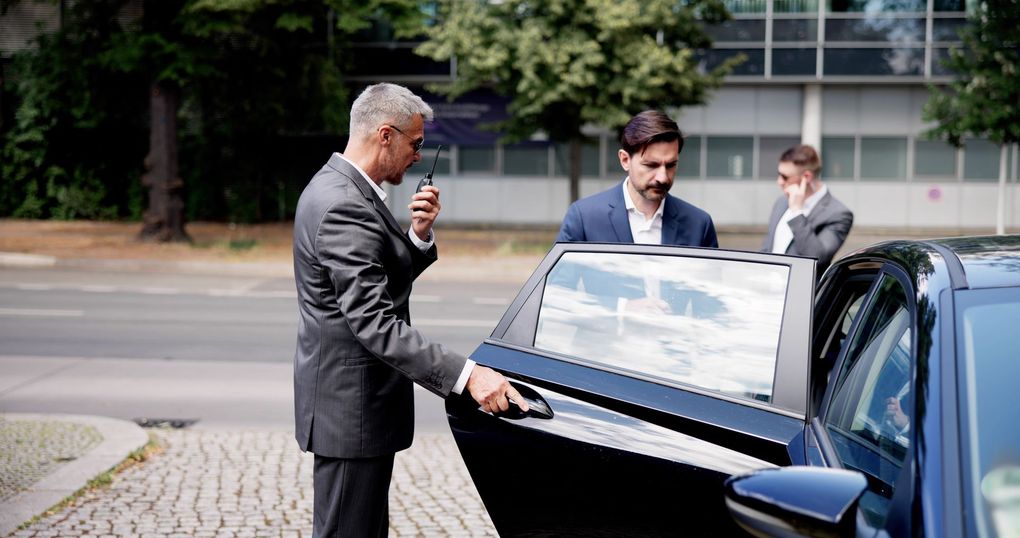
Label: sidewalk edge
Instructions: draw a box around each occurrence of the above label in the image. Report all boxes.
[0,414,148,537]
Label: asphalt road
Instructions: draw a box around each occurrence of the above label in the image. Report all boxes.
[0,266,526,431]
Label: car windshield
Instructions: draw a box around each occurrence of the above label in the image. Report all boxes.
[957,287,1020,538]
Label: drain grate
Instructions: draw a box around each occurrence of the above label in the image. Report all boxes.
[132,418,199,429]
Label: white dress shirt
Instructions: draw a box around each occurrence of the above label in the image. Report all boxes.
[337,153,474,395]
[622,178,665,245]
[771,184,828,254]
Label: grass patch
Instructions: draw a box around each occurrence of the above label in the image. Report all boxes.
[17,433,163,531]
[228,238,257,251]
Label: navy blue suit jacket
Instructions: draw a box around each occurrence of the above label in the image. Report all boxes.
[555,182,718,247]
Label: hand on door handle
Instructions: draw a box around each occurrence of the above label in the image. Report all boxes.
[496,383,553,420]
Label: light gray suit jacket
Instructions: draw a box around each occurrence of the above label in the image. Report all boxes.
[292,154,467,459]
[761,191,854,276]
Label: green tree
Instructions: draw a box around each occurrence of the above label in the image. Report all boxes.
[1,0,428,235]
[924,0,1019,234]
[417,0,736,203]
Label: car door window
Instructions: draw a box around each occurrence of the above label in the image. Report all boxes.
[534,251,790,403]
[824,274,913,527]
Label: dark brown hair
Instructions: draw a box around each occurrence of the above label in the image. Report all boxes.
[779,144,822,176]
[619,110,684,156]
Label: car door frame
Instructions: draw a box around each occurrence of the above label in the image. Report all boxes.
[810,261,919,535]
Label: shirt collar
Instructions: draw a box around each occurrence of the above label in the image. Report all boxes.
[802,183,828,215]
[622,178,664,220]
[335,152,387,202]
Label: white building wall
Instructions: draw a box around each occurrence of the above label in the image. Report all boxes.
[390,84,1019,231]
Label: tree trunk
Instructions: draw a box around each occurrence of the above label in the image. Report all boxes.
[140,80,190,243]
[569,138,582,203]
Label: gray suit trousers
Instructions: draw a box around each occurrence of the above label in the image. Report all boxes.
[313,453,395,538]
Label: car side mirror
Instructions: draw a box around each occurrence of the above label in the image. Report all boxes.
[724,467,867,538]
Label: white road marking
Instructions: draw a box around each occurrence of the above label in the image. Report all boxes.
[138,288,180,295]
[0,308,84,317]
[80,285,117,293]
[15,284,55,291]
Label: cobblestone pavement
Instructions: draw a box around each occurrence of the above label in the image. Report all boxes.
[12,429,497,537]
[0,418,101,502]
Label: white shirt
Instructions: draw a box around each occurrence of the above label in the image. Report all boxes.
[771,184,828,255]
[336,153,474,395]
[621,178,665,245]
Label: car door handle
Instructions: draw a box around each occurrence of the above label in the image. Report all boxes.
[498,382,554,420]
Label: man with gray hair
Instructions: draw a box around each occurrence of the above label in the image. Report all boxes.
[292,83,526,536]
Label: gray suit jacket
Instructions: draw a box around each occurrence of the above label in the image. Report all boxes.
[292,154,467,459]
[761,190,854,275]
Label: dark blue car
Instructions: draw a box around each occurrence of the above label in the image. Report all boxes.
[446,236,1020,537]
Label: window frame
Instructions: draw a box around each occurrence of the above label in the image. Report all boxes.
[814,263,917,531]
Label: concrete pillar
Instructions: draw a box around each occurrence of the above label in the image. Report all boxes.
[801,84,822,150]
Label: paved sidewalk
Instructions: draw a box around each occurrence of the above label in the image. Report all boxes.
[0,414,149,537]
[10,429,495,538]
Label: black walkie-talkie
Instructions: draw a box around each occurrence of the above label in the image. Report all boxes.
[415,145,443,195]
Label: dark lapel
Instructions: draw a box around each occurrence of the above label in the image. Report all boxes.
[661,196,679,245]
[327,153,414,249]
[608,182,635,243]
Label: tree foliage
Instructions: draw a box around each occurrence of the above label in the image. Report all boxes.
[417,0,737,201]
[923,0,1020,146]
[1,0,427,221]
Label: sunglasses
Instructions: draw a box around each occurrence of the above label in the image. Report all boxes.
[387,124,425,153]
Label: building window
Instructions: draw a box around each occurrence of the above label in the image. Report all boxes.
[933,0,968,11]
[772,48,818,75]
[914,140,957,179]
[772,19,819,42]
[825,19,925,43]
[823,48,924,76]
[707,137,754,179]
[758,137,802,179]
[679,136,703,179]
[827,0,925,12]
[459,146,496,174]
[704,49,766,76]
[861,137,908,180]
[605,141,623,178]
[503,145,549,176]
[407,144,451,176]
[963,138,1002,182]
[724,0,767,14]
[775,0,819,13]
[932,18,967,42]
[554,139,600,177]
[932,47,959,76]
[705,20,767,42]
[822,137,856,180]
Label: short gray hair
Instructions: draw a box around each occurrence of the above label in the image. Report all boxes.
[349,83,433,140]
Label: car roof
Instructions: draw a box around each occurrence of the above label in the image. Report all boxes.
[929,235,1020,290]
[839,235,1020,290]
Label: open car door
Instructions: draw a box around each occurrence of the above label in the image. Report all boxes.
[446,242,816,537]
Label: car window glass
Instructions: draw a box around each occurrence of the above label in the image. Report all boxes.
[534,251,789,403]
[956,288,1020,538]
[824,274,912,528]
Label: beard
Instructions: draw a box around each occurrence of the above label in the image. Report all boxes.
[637,180,672,201]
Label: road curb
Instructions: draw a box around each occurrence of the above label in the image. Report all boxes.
[0,414,148,537]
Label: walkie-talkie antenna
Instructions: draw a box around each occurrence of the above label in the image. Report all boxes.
[425,145,444,182]
[416,145,443,194]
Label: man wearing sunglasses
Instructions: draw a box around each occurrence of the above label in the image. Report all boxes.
[761,144,854,276]
[292,82,527,537]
